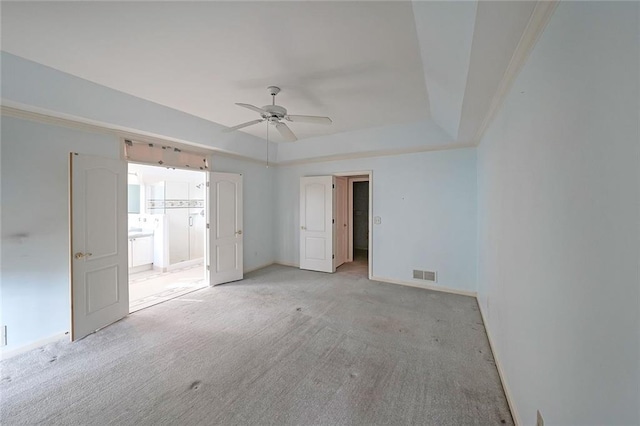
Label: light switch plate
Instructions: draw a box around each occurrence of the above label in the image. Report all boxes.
[374,216,381,225]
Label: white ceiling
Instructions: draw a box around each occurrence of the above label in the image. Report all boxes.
[1,1,429,142]
[1,1,539,147]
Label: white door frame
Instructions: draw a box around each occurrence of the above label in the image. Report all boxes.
[347,176,370,263]
[335,176,348,268]
[334,171,372,279]
[70,147,216,333]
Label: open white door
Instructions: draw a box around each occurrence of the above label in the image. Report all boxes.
[208,172,243,285]
[70,153,128,341]
[300,176,336,273]
[335,177,348,267]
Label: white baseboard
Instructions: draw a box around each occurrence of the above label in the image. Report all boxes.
[1,332,68,360]
[371,275,477,298]
[166,258,203,271]
[477,301,520,426]
[244,261,277,274]
[274,261,299,268]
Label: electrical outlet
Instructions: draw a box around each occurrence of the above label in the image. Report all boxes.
[537,410,544,426]
[1,326,6,347]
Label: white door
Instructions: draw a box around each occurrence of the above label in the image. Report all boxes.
[300,176,336,273]
[335,177,348,267]
[208,172,243,285]
[70,153,128,341]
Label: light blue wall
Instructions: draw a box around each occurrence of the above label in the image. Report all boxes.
[1,118,120,350]
[211,156,275,272]
[276,147,478,293]
[1,53,280,352]
[476,2,639,425]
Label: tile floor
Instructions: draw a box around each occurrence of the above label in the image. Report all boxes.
[129,263,207,312]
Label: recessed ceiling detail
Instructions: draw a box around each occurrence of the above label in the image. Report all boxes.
[1,1,429,142]
[1,0,548,156]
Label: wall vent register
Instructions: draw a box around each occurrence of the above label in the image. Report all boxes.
[413,269,437,282]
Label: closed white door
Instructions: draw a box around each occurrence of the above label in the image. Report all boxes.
[70,153,128,341]
[300,176,336,273]
[208,172,243,285]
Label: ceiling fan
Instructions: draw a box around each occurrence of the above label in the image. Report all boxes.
[223,86,332,142]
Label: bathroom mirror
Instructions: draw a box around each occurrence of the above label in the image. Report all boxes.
[128,184,141,214]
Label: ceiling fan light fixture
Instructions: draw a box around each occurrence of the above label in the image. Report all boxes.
[224,86,332,143]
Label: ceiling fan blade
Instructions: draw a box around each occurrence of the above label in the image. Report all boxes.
[275,122,297,142]
[235,103,267,114]
[285,115,332,125]
[222,119,264,133]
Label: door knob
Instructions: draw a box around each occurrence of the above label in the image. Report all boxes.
[235,230,242,235]
[74,252,92,260]
[301,226,306,230]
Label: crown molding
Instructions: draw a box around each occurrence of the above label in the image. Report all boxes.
[2,101,476,167]
[276,142,475,167]
[472,0,559,146]
[0,102,270,166]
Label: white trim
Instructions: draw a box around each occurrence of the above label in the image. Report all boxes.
[477,300,521,426]
[0,102,269,166]
[1,102,476,166]
[277,143,475,167]
[347,176,370,263]
[370,275,477,298]
[333,171,371,177]
[275,261,299,268]
[473,0,559,146]
[166,258,204,272]
[0,332,68,360]
[329,171,373,279]
[244,261,277,274]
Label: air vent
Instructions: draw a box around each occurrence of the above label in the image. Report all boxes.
[413,270,437,282]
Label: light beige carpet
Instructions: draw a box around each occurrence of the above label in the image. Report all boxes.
[0,265,512,425]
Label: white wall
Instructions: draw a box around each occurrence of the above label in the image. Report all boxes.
[476,2,639,425]
[0,116,275,353]
[276,147,477,294]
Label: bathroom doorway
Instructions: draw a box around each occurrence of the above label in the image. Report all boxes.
[127,163,207,312]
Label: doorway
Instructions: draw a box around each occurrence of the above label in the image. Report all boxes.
[70,147,244,341]
[336,175,369,278]
[299,172,371,277]
[127,163,207,312]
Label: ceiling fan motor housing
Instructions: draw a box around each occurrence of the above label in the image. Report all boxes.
[261,104,287,121]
